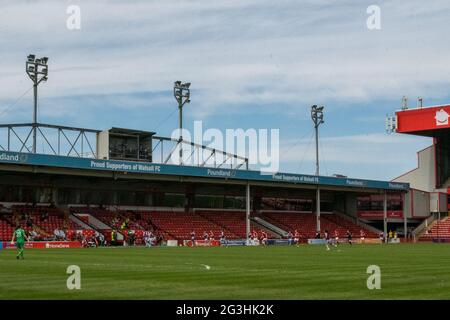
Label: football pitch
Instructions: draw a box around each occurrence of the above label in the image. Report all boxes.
[1,244,449,300]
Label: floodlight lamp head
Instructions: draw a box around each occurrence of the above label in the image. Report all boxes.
[41,57,49,64]
[174,80,182,87]
[183,82,191,89]
[27,54,35,62]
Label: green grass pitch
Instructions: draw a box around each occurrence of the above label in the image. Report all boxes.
[1,244,449,299]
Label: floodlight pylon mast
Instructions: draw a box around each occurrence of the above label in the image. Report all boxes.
[173,81,191,165]
[311,105,324,232]
[26,54,48,153]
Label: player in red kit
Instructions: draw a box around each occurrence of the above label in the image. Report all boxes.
[294,230,300,246]
[334,230,339,247]
[261,231,268,246]
[360,229,366,244]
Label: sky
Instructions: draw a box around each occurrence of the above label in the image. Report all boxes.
[0,0,449,180]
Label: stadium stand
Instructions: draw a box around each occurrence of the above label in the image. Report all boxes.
[1,202,380,242]
[195,210,279,239]
[11,205,80,234]
[69,207,173,243]
[148,210,238,240]
[0,216,14,241]
[321,214,377,237]
[195,210,247,238]
[0,204,90,241]
[259,211,377,239]
[419,217,450,241]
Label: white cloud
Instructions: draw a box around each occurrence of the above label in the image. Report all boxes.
[0,0,447,180]
[1,0,450,118]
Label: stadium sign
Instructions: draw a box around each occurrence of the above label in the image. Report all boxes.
[0,151,409,191]
[357,210,403,219]
[396,104,450,133]
[0,153,20,162]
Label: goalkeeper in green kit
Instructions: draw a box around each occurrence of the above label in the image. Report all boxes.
[11,225,29,259]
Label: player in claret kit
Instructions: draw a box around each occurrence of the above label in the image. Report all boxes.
[11,224,29,260]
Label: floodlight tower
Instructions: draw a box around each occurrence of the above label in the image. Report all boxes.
[173,81,191,164]
[311,105,324,232]
[26,54,49,153]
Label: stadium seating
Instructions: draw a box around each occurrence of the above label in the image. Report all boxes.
[195,210,279,239]
[419,217,450,241]
[321,214,377,238]
[0,204,379,242]
[147,211,238,240]
[195,210,246,238]
[259,211,377,239]
[71,207,144,230]
[11,205,79,234]
[69,207,169,242]
[0,217,15,241]
[0,204,87,241]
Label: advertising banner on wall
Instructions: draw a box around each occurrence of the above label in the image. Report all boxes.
[357,210,403,219]
[183,240,220,247]
[2,241,82,249]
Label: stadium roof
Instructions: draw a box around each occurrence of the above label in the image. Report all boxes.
[0,150,409,192]
[108,127,155,137]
